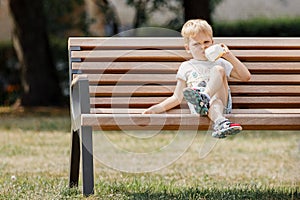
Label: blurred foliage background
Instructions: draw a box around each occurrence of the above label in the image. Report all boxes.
[0,0,300,106]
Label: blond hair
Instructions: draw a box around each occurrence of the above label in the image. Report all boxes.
[181,19,213,44]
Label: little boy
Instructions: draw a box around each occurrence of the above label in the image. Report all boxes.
[143,19,251,138]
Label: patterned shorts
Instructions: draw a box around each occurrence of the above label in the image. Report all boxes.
[187,87,232,114]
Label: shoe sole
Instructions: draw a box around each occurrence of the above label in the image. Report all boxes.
[183,88,209,115]
[212,126,242,139]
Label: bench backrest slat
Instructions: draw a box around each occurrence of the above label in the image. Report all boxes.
[73,74,300,85]
[72,61,300,73]
[69,37,300,49]
[71,49,300,62]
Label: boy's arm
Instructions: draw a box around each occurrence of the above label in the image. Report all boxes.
[143,79,186,114]
[221,44,251,81]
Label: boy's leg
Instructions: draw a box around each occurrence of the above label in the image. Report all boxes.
[208,99,226,123]
[209,98,242,138]
[205,65,228,98]
[206,65,242,138]
[207,65,229,122]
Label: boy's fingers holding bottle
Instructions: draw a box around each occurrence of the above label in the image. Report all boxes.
[220,43,230,53]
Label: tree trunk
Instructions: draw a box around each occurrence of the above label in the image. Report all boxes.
[133,0,147,28]
[184,0,211,24]
[9,0,62,106]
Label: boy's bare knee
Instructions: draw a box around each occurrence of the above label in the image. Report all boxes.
[212,65,226,76]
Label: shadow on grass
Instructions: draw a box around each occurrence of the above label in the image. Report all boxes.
[99,187,299,200]
[92,182,300,200]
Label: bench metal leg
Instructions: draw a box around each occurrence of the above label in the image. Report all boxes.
[80,126,94,196]
[69,129,80,188]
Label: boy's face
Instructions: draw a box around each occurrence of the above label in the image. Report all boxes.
[185,32,213,60]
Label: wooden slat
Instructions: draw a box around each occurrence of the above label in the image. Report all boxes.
[90,108,300,115]
[90,108,190,114]
[75,74,300,85]
[232,108,300,114]
[69,37,300,50]
[234,50,300,61]
[82,113,210,130]
[71,49,300,62]
[76,74,177,85]
[230,85,300,95]
[69,37,185,50]
[228,113,300,130]
[89,85,174,97]
[244,62,300,73]
[214,37,300,49]
[82,113,300,131]
[89,85,300,97]
[231,75,300,84]
[90,97,169,108]
[72,62,180,74]
[90,96,300,108]
[72,62,300,74]
[71,50,190,62]
[233,96,300,108]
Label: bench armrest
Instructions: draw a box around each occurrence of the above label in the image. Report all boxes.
[71,74,88,87]
[70,75,90,130]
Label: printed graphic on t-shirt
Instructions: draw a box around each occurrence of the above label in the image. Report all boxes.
[186,70,209,88]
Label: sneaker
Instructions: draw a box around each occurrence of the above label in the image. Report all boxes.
[183,88,210,116]
[212,119,242,139]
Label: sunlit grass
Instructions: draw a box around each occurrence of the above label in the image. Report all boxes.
[0,109,299,199]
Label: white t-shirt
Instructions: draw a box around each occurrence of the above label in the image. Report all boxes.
[176,58,233,88]
[176,58,233,114]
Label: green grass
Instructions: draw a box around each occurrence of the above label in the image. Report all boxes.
[0,108,299,199]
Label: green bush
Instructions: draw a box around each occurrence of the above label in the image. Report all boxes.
[213,17,300,37]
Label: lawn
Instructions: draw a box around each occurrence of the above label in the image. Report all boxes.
[0,108,299,199]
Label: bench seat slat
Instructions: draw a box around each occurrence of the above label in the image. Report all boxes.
[89,85,300,97]
[81,113,300,131]
[90,108,300,114]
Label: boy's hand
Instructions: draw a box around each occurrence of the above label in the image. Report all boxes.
[220,43,234,59]
[219,43,251,82]
[142,104,165,114]
[142,107,156,114]
[220,43,230,53]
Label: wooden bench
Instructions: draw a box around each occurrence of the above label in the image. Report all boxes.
[68,37,300,195]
